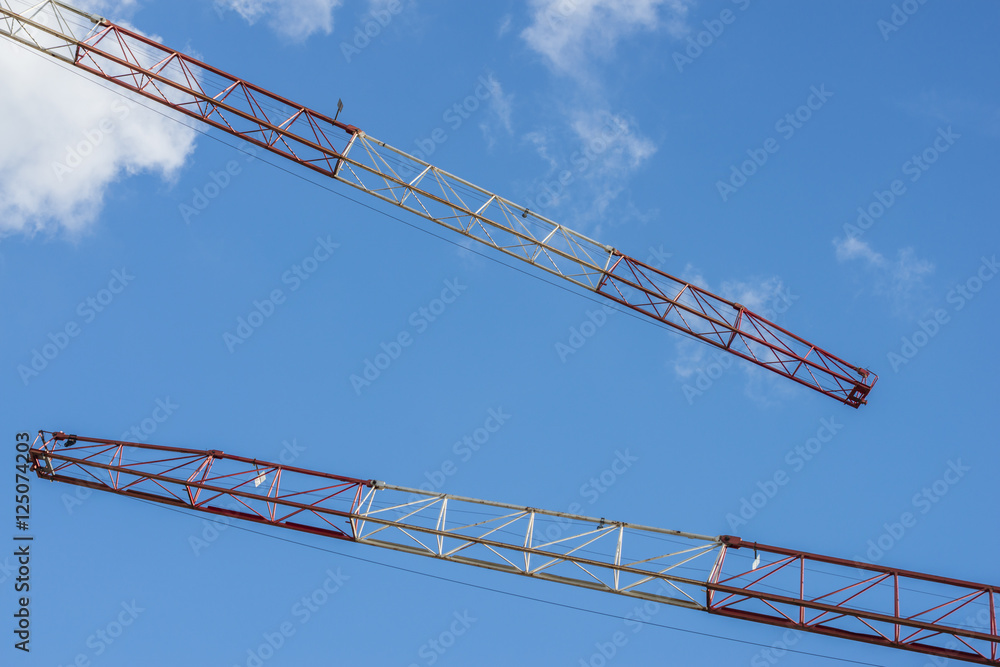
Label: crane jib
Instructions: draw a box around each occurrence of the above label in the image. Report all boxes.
[29,431,1000,665]
[0,0,877,407]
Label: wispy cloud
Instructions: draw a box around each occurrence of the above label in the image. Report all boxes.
[521,108,656,232]
[570,109,656,227]
[479,74,515,149]
[900,90,1000,139]
[520,0,693,77]
[215,0,343,41]
[570,110,656,171]
[523,131,560,172]
[834,237,934,313]
[834,236,884,265]
[497,13,513,38]
[516,1,683,232]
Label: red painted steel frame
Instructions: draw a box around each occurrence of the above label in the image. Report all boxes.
[31,431,374,542]
[710,536,1000,665]
[2,8,876,407]
[596,253,876,407]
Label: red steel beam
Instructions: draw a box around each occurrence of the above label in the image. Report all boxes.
[32,431,373,542]
[597,254,876,407]
[710,536,999,665]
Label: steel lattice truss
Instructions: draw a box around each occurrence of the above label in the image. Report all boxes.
[30,432,722,610]
[31,432,1000,665]
[710,537,999,665]
[0,0,877,407]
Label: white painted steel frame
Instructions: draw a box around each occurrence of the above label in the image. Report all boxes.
[354,481,722,611]
[30,432,724,612]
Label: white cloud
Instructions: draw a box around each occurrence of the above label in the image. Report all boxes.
[523,131,559,172]
[834,236,882,264]
[570,109,656,172]
[889,247,935,286]
[720,276,787,314]
[479,74,514,149]
[660,0,693,39]
[672,337,708,380]
[517,1,670,233]
[0,17,196,238]
[901,90,1000,139]
[59,0,139,16]
[833,237,934,312]
[216,0,343,41]
[497,13,513,38]
[679,263,709,292]
[522,108,655,230]
[521,0,692,75]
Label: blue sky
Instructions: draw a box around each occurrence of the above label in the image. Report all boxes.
[1,0,999,665]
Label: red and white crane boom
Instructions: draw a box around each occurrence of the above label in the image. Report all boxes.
[30,432,1000,665]
[0,0,877,406]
